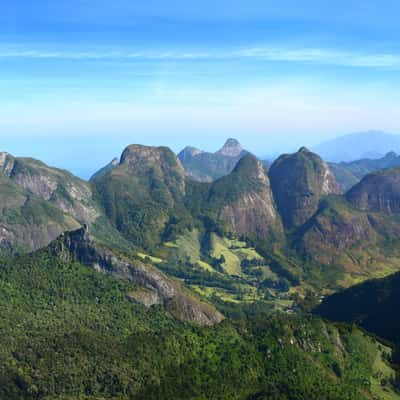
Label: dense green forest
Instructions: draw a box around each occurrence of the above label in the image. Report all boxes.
[0,247,397,400]
[315,272,400,358]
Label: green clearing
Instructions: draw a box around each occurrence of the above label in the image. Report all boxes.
[196,259,214,272]
[210,234,242,275]
[192,284,263,304]
[137,252,163,264]
[209,234,267,276]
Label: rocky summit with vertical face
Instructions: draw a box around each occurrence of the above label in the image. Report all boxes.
[205,154,284,241]
[269,147,340,230]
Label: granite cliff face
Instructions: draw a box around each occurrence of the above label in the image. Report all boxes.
[207,155,283,241]
[346,168,400,214]
[178,138,247,182]
[0,154,80,253]
[269,147,340,230]
[293,192,400,289]
[51,226,223,325]
[0,152,130,254]
[296,197,378,266]
[0,152,100,224]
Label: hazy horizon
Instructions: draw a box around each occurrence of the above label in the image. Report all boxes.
[1,129,399,179]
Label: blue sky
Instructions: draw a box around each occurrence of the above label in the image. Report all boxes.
[2,0,400,177]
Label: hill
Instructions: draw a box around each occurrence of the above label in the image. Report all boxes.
[315,271,400,347]
[292,168,400,289]
[92,144,191,250]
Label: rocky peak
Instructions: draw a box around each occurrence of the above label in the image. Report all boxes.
[269,148,340,229]
[233,154,268,183]
[90,157,119,181]
[120,144,186,195]
[0,152,15,176]
[121,144,184,173]
[346,168,400,214]
[218,138,243,157]
[209,154,284,240]
[51,227,223,326]
[384,151,398,160]
[177,146,204,163]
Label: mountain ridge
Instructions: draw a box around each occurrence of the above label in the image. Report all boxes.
[313,130,400,162]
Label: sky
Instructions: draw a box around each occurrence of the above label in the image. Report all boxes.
[2,0,400,177]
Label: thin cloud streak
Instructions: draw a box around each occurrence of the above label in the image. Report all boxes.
[2,46,400,68]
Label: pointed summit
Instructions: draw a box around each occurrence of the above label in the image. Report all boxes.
[178,139,248,182]
[206,153,283,240]
[177,146,204,163]
[218,138,244,157]
[0,152,15,176]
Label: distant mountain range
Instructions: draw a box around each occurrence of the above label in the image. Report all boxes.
[329,151,400,191]
[177,138,248,182]
[313,130,400,162]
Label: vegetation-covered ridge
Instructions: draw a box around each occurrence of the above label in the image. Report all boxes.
[48,226,223,325]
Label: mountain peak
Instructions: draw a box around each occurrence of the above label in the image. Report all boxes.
[177,146,204,163]
[90,157,119,181]
[232,154,267,181]
[209,154,283,239]
[269,148,340,229]
[120,144,184,173]
[384,151,398,159]
[218,138,243,157]
[0,152,15,175]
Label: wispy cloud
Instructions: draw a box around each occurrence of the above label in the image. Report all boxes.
[2,46,400,68]
[236,47,400,68]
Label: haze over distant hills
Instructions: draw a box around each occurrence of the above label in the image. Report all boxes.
[329,151,400,192]
[313,130,400,162]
